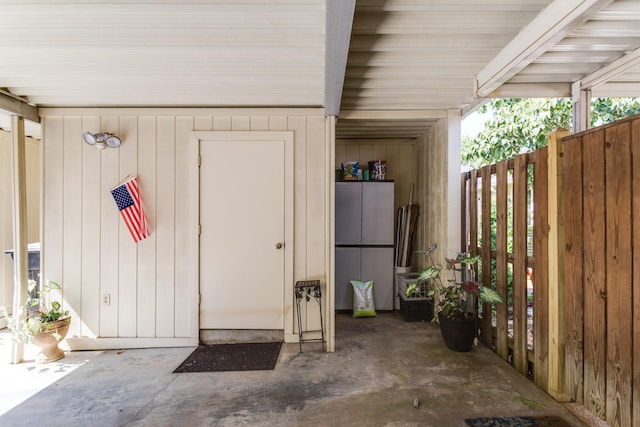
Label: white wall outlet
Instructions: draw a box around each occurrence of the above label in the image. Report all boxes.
[103,293,111,305]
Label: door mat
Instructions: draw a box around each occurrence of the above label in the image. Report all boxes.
[173,342,282,373]
[464,416,572,427]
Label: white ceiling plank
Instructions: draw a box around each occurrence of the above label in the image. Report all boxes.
[474,0,614,98]
[339,110,447,120]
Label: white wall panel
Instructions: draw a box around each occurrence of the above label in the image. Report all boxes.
[213,116,232,131]
[231,116,250,131]
[306,116,327,280]
[80,116,101,338]
[194,116,212,132]
[155,117,176,338]
[62,118,83,338]
[99,116,120,337]
[174,116,196,338]
[42,117,64,334]
[250,116,269,131]
[289,116,308,283]
[118,116,139,337]
[136,117,157,337]
[39,107,328,349]
[299,116,328,336]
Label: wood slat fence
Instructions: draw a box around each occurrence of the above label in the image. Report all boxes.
[461,115,640,427]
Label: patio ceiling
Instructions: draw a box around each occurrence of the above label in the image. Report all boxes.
[338,0,640,139]
[0,0,640,140]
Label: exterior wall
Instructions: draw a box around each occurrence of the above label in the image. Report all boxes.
[39,108,329,349]
[0,130,40,325]
[415,112,461,267]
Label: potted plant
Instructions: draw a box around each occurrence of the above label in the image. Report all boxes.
[415,244,504,352]
[1,279,71,363]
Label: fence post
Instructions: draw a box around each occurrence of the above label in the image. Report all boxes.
[547,128,571,401]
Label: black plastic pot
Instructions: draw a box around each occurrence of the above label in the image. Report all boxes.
[437,312,477,352]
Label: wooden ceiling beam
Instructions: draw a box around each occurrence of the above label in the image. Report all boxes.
[0,90,39,123]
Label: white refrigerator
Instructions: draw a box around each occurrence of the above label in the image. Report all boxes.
[335,181,395,311]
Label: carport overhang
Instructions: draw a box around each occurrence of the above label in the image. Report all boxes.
[3,0,640,361]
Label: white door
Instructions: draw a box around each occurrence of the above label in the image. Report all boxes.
[199,139,285,329]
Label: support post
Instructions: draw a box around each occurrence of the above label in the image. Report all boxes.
[571,81,591,133]
[447,109,462,256]
[547,128,571,400]
[326,116,336,352]
[9,115,29,364]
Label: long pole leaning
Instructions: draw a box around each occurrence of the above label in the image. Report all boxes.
[9,115,29,364]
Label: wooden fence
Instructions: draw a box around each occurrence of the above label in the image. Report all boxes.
[461,145,551,388]
[462,115,640,427]
[563,116,640,427]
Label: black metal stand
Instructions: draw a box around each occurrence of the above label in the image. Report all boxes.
[294,280,325,352]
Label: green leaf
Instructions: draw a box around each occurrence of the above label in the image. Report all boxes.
[418,266,441,281]
[45,281,62,291]
[479,287,504,305]
[26,317,42,335]
[404,283,419,298]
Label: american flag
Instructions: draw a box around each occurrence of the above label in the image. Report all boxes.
[111,176,150,242]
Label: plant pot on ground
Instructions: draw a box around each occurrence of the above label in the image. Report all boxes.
[1,280,71,363]
[415,244,504,352]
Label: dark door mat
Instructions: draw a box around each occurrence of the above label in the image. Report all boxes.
[464,416,572,427]
[173,342,282,373]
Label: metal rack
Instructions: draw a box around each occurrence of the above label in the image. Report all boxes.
[294,280,325,352]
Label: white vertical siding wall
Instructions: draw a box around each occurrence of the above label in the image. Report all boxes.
[416,119,449,267]
[39,108,329,349]
[0,130,40,326]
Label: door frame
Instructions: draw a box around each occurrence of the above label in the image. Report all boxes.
[190,131,295,340]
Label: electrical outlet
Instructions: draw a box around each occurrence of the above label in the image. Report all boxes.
[103,293,111,305]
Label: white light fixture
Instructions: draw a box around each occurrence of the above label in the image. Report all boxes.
[83,131,122,150]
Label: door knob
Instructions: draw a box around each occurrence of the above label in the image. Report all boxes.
[275,242,284,249]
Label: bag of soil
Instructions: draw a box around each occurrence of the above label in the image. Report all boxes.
[350,280,376,318]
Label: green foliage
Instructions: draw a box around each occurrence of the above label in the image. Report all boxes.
[414,246,504,321]
[463,97,640,169]
[0,280,69,342]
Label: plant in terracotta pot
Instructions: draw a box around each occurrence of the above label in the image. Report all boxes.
[1,279,71,363]
[415,244,504,352]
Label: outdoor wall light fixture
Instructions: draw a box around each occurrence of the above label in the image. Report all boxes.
[83,131,122,150]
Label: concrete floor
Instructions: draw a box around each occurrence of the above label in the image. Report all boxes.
[0,313,600,427]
